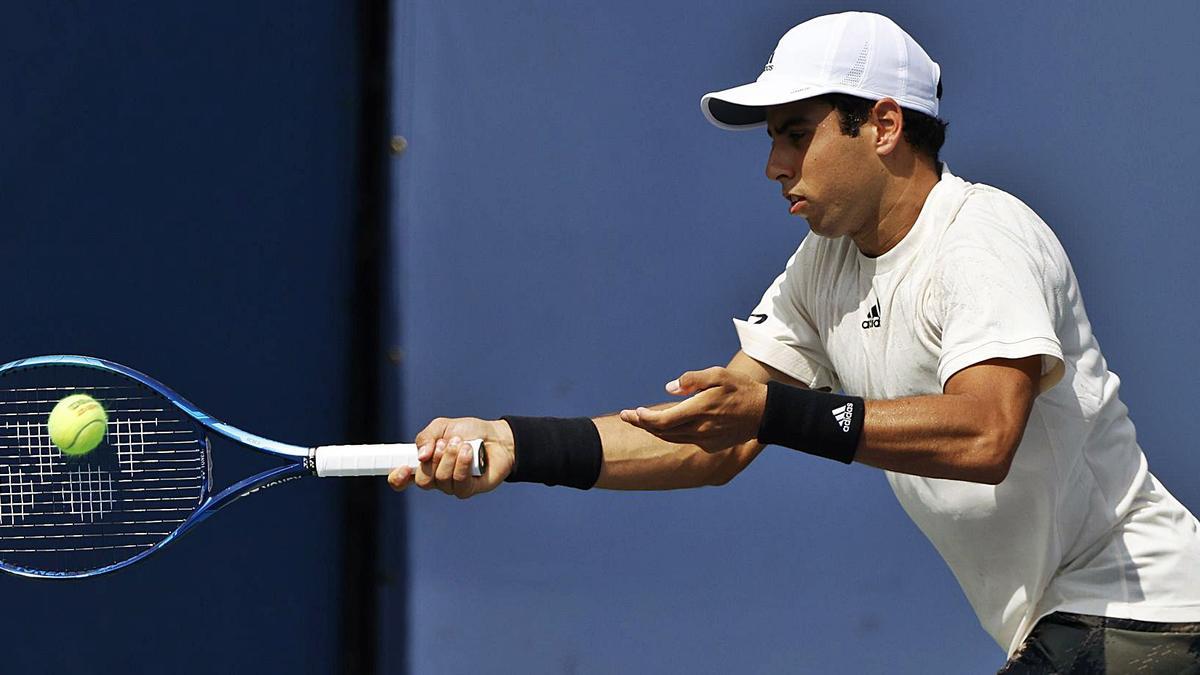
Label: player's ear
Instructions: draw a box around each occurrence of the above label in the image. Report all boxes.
[871,98,904,156]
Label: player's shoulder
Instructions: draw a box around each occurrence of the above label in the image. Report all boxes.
[939,178,1061,255]
[956,181,1046,231]
[930,176,1072,290]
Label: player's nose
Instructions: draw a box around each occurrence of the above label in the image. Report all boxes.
[765,146,793,183]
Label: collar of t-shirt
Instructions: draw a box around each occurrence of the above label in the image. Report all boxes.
[855,163,969,276]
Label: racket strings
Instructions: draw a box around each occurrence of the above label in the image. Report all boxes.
[0,369,208,573]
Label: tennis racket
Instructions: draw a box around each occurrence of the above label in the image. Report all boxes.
[0,355,485,579]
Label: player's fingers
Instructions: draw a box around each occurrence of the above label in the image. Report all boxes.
[387,465,414,491]
[451,441,474,483]
[619,406,666,430]
[618,407,643,427]
[428,437,449,468]
[622,401,699,431]
[414,417,450,448]
[415,437,448,487]
[451,443,477,499]
[415,419,451,462]
[670,367,726,395]
[412,461,435,489]
[433,436,461,490]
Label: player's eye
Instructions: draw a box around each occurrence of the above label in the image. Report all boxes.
[789,131,808,143]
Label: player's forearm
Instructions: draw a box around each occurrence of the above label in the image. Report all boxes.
[854,393,1028,484]
[592,409,761,490]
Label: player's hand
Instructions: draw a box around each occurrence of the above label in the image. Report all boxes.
[619,366,768,452]
[388,417,515,499]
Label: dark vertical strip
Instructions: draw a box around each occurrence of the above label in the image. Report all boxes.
[341,0,392,674]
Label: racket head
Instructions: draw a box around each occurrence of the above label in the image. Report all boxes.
[0,356,215,578]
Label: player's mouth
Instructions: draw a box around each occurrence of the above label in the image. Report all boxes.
[787,194,807,215]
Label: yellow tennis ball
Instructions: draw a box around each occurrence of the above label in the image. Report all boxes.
[47,394,108,456]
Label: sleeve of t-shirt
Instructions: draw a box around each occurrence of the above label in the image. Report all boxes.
[733,246,840,391]
[932,226,1066,393]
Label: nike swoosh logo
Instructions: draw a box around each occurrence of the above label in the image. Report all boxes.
[749,314,768,324]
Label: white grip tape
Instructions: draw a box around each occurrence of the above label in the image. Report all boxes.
[314,439,484,477]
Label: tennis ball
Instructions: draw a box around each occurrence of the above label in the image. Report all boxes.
[47,394,108,456]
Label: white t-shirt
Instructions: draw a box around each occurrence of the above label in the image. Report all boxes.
[735,165,1200,654]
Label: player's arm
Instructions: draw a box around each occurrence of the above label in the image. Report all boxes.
[593,350,807,489]
[389,351,807,497]
[854,356,1040,483]
[624,355,1042,485]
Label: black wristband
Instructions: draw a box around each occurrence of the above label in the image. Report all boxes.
[756,381,865,464]
[500,416,602,490]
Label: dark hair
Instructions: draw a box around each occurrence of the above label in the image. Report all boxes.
[814,93,948,163]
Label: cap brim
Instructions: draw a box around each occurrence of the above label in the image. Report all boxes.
[701,80,837,131]
[700,81,925,130]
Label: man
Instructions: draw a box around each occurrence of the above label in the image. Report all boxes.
[390,12,1200,672]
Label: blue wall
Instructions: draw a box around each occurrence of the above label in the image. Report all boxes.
[389,1,1200,673]
[5,2,1193,673]
[1,4,359,672]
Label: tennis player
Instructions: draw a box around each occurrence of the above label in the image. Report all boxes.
[392,12,1200,672]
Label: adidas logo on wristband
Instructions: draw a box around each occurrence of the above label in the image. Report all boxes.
[758,382,863,464]
[832,403,855,432]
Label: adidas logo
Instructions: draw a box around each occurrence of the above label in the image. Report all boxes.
[861,303,881,329]
[762,51,775,73]
[831,403,855,432]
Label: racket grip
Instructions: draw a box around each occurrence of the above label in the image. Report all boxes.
[313,439,485,478]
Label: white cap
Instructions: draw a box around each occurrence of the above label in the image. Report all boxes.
[701,12,941,130]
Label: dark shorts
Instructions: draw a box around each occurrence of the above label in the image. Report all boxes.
[998,611,1200,674]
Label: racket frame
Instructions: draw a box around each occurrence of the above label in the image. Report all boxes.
[0,355,315,578]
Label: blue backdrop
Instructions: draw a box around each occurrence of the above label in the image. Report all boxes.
[388,1,1200,673]
[1,3,359,672]
[3,1,1196,673]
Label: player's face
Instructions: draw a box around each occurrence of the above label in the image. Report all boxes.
[764,99,885,238]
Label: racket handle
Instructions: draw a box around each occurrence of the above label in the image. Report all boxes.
[313,439,485,478]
